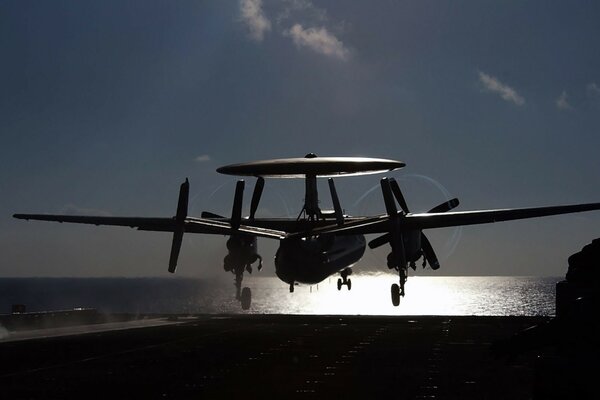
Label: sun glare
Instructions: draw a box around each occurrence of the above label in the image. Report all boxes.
[246,273,463,315]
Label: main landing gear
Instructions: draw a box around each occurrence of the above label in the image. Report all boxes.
[224,242,262,310]
[387,253,407,307]
[240,287,251,310]
[390,266,407,307]
[337,268,352,291]
[230,267,253,310]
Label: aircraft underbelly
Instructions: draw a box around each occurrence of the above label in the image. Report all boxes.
[275,235,366,285]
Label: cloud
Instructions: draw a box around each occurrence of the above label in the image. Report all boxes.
[195,154,211,162]
[284,24,349,60]
[276,0,328,25]
[587,82,600,96]
[239,1,353,61]
[555,90,572,110]
[477,71,525,106]
[239,0,271,41]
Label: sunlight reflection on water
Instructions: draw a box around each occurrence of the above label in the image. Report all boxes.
[0,276,558,316]
[210,273,558,316]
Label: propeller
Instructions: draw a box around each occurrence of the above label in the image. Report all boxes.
[421,233,440,270]
[169,178,189,273]
[231,180,245,230]
[170,177,266,273]
[420,198,459,270]
[389,178,409,214]
[379,178,406,269]
[249,177,264,220]
[368,177,459,270]
[427,198,459,214]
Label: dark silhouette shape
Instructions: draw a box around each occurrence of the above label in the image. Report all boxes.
[491,238,600,399]
[566,238,600,283]
[12,155,600,310]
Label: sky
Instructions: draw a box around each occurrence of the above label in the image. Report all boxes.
[1,0,599,278]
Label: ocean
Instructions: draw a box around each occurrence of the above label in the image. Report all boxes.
[0,274,560,316]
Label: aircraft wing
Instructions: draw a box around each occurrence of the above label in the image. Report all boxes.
[12,214,287,240]
[288,202,600,237]
[403,202,600,230]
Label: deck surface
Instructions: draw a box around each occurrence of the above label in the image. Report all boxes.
[0,314,544,399]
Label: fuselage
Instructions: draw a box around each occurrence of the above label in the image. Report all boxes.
[274,235,366,285]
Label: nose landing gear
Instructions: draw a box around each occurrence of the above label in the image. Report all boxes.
[337,268,352,291]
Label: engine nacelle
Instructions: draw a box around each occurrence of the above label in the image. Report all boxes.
[386,230,422,268]
[223,236,260,272]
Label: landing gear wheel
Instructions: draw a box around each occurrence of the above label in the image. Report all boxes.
[337,278,342,291]
[391,283,400,307]
[289,283,295,293]
[241,287,251,310]
[347,279,352,291]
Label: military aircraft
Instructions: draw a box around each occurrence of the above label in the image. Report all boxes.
[14,154,600,309]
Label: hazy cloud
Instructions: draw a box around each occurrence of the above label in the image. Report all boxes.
[478,71,525,106]
[284,24,349,60]
[276,0,328,25]
[555,91,572,110]
[587,82,600,96]
[195,154,211,162]
[241,1,352,61]
[240,0,271,41]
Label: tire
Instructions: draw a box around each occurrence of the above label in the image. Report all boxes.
[391,283,400,307]
[241,287,252,310]
[337,278,342,291]
[347,279,352,291]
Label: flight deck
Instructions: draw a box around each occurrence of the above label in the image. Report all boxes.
[1,314,549,399]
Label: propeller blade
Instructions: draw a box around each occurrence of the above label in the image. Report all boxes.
[388,178,410,214]
[168,228,183,273]
[169,178,189,273]
[175,178,189,221]
[369,232,391,249]
[249,177,264,220]
[231,180,245,230]
[421,233,440,270]
[380,178,398,216]
[428,198,459,214]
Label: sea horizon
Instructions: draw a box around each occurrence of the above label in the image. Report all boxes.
[0,275,560,317]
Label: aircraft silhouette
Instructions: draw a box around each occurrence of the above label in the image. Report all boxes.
[14,154,600,309]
